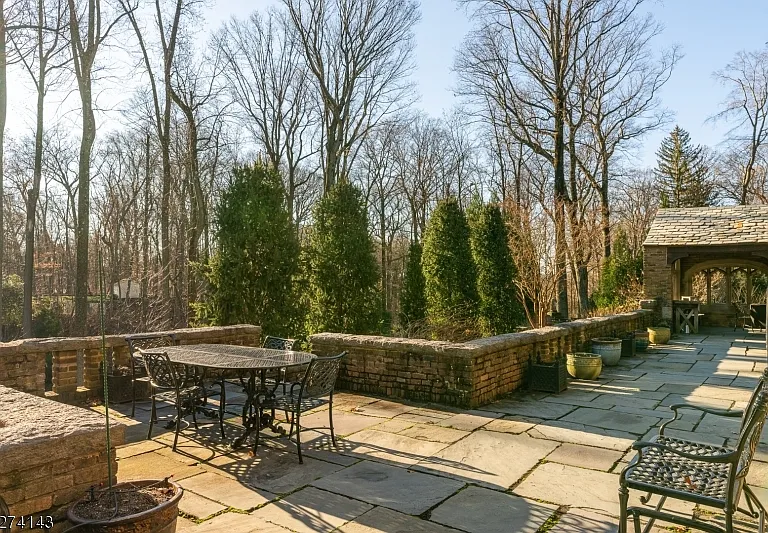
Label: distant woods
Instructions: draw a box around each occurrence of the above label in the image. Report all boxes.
[0,0,766,338]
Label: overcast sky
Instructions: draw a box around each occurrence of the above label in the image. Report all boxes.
[5,0,767,169]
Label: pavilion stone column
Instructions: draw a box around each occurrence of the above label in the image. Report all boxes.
[643,245,673,321]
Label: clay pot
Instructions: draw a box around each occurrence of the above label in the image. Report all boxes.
[67,480,182,533]
[590,337,622,366]
[566,352,603,380]
[648,326,671,345]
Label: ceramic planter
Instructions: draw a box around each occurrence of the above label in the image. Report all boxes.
[68,479,182,533]
[648,326,671,345]
[566,352,603,380]
[590,337,622,366]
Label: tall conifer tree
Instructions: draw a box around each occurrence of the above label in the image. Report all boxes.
[656,126,715,207]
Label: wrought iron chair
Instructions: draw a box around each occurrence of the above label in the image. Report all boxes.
[270,352,346,463]
[125,334,176,417]
[141,350,226,450]
[619,369,768,533]
[220,335,299,413]
[733,302,752,332]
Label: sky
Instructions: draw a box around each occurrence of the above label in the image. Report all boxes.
[6,0,768,169]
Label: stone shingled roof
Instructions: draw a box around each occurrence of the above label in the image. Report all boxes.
[644,205,768,246]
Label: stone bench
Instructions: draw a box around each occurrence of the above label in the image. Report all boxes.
[0,385,124,528]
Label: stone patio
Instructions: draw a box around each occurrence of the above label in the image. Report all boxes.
[102,329,768,532]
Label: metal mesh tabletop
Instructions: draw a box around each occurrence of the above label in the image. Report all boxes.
[140,344,315,369]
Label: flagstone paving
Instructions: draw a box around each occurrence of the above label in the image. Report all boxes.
[103,328,768,532]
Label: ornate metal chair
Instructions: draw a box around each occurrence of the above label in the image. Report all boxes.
[141,350,226,450]
[125,334,176,417]
[270,352,346,463]
[619,369,768,533]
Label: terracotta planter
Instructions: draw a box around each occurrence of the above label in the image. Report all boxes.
[590,337,622,366]
[634,330,650,352]
[648,327,671,345]
[68,480,182,533]
[566,352,602,380]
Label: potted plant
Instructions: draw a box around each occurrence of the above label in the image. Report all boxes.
[566,352,602,380]
[529,354,567,393]
[67,250,183,532]
[648,321,671,345]
[634,330,650,351]
[590,337,622,366]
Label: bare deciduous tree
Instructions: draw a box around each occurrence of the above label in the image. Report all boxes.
[282,0,420,192]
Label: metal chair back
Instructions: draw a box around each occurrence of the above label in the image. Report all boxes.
[263,336,298,351]
[298,352,346,400]
[730,390,768,504]
[140,351,180,391]
[739,367,768,432]
[126,334,175,368]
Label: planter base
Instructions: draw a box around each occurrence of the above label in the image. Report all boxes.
[68,480,182,533]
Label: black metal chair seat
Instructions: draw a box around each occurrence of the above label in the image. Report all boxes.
[623,436,732,507]
[152,385,206,404]
[619,368,768,533]
[272,395,329,413]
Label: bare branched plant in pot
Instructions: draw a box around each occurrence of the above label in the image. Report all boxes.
[65,250,183,532]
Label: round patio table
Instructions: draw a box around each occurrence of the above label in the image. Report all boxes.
[143,344,315,450]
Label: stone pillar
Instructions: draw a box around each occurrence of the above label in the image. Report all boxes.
[643,245,673,321]
[82,348,102,391]
[52,350,78,397]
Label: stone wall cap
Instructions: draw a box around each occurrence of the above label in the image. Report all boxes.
[310,310,650,356]
[0,385,124,450]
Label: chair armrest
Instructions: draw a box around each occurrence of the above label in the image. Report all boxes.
[669,403,743,418]
[632,441,736,463]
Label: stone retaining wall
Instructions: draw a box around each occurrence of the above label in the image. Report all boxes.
[0,325,261,402]
[0,386,124,531]
[310,310,652,408]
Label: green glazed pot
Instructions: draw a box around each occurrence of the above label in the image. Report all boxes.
[566,352,602,380]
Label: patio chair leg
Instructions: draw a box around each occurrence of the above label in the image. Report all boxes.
[173,403,182,452]
[191,399,198,429]
[288,411,295,439]
[131,377,137,417]
[329,400,337,448]
[618,485,629,533]
[632,513,641,533]
[295,412,303,464]
[759,509,764,533]
[147,396,156,440]
[218,383,226,440]
[725,511,734,533]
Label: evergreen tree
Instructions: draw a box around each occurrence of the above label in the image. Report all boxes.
[399,241,427,328]
[594,228,643,309]
[467,199,523,335]
[306,181,380,334]
[197,162,300,336]
[655,126,716,207]
[422,197,478,324]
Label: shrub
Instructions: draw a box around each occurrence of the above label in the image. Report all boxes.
[196,161,301,337]
[594,228,643,310]
[422,197,478,326]
[467,199,524,335]
[398,241,427,330]
[306,181,380,334]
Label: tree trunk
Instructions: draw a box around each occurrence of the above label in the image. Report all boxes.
[553,102,569,320]
[601,156,611,259]
[141,133,150,331]
[23,21,47,337]
[0,1,7,338]
[74,79,95,335]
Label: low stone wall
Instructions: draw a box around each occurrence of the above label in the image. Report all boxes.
[0,386,124,530]
[310,310,652,408]
[0,325,261,402]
